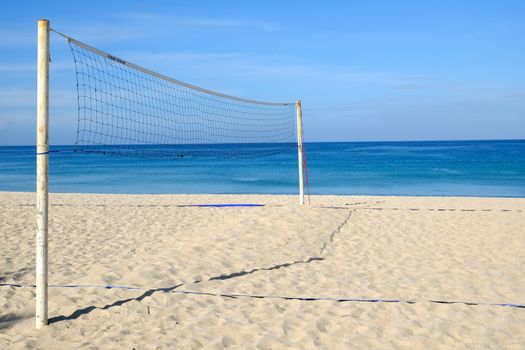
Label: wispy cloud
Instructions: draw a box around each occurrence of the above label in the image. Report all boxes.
[49,14,280,47]
[0,62,74,73]
[119,48,437,89]
[388,76,442,90]
[0,63,35,72]
[0,89,34,107]
[53,21,150,43]
[0,30,33,47]
[0,89,77,108]
[127,51,244,62]
[180,17,280,31]
[0,115,7,130]
[113,12,281,31]
[0,22,148,48]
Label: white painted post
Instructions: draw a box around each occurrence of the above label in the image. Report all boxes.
[36,19,50,329]
[296,100,304,205]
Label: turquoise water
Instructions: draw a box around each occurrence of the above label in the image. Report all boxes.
[0,140,524,197]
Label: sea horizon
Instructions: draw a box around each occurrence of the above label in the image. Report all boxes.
[2,137,524,147]
[1,139,524,198]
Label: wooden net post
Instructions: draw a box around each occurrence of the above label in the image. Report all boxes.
[36,18,50,329]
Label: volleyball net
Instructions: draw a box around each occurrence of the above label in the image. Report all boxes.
[54,31,298,158]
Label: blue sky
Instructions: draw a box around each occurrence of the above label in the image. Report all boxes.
[1,0,524,145]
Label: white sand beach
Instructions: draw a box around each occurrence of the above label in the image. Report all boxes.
[1,192,525,349]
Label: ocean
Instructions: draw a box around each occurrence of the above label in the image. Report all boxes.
[1,140,524,197]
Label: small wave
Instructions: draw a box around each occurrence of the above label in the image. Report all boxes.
[234,177,260,182]
[431,168,462,174]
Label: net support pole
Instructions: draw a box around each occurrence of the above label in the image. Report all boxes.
[36,18,50,329]
[296,100,304,205]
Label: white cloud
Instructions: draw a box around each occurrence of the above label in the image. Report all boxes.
[112,12,281,31]
[0,30,33,47]
[0,62,74,73]
[0,115,6,130]
[0,89,34,107]
[127,51,243,63]
[130,49,430,87]
[0,63,35,72]
[180,17,280,31]
[0,89,77,108]
[53,22,149,43]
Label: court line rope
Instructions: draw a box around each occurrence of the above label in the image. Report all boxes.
[1,283,524,310]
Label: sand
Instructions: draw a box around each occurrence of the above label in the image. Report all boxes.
[1,192,524,349]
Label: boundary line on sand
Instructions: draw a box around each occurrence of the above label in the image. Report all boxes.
[1,283,524,310]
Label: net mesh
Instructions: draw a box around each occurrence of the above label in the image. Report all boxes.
[66,38,297,158]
